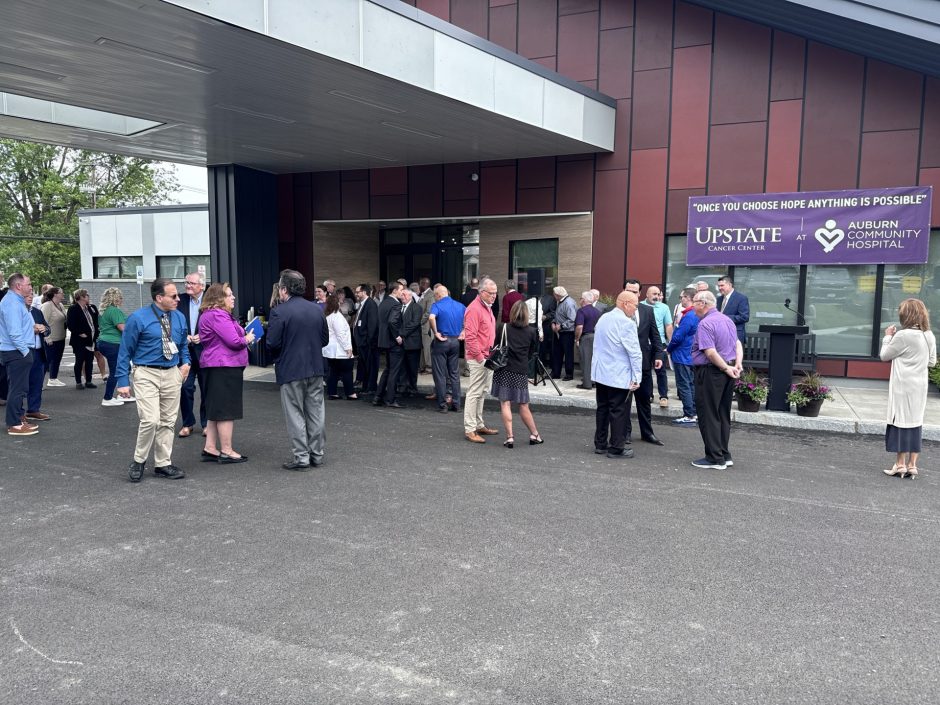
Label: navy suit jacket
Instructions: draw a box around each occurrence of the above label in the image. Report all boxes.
[266,295,329,385]
[717,290,750,344]
[352,297,379,348]
[399,301,423,350]
[377,295,402,349]
[177,292,203,362]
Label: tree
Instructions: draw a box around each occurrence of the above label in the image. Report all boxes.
[0,138,179,286]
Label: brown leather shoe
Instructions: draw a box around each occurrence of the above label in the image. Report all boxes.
[476,427,499,435]
[424,393,437,400]
[465,432,486,443]
[25,412,51,421]
[178,426,192,438]
[8,424,38,436]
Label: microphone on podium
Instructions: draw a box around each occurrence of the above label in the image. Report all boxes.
[783,298,806,326]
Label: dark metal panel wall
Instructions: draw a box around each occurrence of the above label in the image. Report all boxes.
[208,164,280,314]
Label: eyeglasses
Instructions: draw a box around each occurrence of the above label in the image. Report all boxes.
[185,281,200,286]
[692,299,706,305]
[162,293,180,300]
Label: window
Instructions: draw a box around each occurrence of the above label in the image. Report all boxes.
[94,256,141,279]
[881,230,940,334]
[733,265,801,333]
[663,236,725,312]
[805,265,877,356]
[510,239,558,297]
[157,256,211,281]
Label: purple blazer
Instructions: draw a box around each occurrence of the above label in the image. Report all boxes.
[198,307,249,368]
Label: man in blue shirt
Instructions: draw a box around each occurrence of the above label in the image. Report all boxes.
[0,273,40,436]
[591,291,642,459]
[428,284,466,412]
[116,278,191,482]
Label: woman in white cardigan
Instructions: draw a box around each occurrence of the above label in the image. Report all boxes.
[880,298,937,478]
[323,294,358,400]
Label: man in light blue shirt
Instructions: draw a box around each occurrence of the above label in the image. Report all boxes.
[0,273,39,435]
[591,290,642,459]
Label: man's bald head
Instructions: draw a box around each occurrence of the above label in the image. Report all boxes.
[617,291,638,307]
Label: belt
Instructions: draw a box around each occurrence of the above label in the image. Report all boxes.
[136,363,175,369]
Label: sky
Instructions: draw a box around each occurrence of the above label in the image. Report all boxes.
[164,162,209,204]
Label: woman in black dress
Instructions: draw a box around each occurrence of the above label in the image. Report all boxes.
[491,300,543,448]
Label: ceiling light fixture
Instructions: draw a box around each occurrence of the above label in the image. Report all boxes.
[0,61,66,82]
[380,122,441,139]
[214,104,295,124]
[328,90,404,114]
[342,148,398,163]
[94,37,216,74]
[241,144,305,158]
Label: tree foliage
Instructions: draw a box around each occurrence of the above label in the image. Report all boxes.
[0,138,178,287]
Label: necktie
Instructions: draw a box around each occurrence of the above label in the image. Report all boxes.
[721,293,729,313]
[159,313,173,360]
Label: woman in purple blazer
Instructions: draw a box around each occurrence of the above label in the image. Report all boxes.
[198,283,256,464]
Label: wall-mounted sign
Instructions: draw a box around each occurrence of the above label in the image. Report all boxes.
[687,186,932,266]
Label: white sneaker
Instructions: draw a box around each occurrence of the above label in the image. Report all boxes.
[122,396,136,403]
[46,378,66,387]
[101,398,124,407]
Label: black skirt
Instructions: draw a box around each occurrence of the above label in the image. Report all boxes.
[885,424,922,453]
[491,367,530,404]
[204,366,244,421]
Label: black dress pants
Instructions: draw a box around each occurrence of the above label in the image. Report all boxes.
[73,345,94,384]
[625,367,655,439]
[594,383,632,453]
[376,346,403,404]
[694,364,734,463]
[551,330,575,378]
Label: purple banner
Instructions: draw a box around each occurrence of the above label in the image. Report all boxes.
[686,187,932,266]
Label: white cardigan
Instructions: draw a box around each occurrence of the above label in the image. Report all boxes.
[879,327,937,427]
[323,311,353,359]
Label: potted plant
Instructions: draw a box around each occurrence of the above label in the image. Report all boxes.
[734,368,768,412]
[785,371,834,417]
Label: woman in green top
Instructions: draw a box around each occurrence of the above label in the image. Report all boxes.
[98,288,134,406]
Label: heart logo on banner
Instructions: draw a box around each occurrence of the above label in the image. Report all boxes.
[814,219,844,253]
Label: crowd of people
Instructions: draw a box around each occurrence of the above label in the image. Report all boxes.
[0,268,934,482]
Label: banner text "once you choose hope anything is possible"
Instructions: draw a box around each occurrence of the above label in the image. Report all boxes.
[686,186,932,266]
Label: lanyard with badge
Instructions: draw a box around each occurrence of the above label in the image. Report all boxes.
[152,304,179,357]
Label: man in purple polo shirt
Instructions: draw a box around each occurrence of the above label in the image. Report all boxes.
[690,291,742,470]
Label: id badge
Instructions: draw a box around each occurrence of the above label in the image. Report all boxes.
[168,341,179,354]
[356,320,362,327]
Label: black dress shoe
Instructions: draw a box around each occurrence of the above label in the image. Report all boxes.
[372,399,384,407]
[84,382,97,389]
[218,454,248,464]
[128,460,145,482]
[642,435,665,446]
[386,401,404,409]
[282,460,311,471]
[594,447,608,454]
[200,450,221,461]
[562,376,574,381]
[608,448,635,459]
[154,464,185,479]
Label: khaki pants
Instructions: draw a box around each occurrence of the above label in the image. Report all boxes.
[132,366,183,467]
[463,359,493,433]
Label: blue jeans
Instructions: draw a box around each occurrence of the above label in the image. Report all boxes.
[98,340,121,400]
[673,362,696,418]
[27,347,47,413]
[655,364,669,399]
[180,345,206,428]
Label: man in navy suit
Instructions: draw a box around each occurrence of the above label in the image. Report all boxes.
[266,269,330,471]
[374,282,404,408]
[177,272,206,437]
[352,283,379,395]
[716,276,750,346]
[623,279,666,446]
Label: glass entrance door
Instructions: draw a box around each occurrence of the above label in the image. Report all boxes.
[380,224,479,294]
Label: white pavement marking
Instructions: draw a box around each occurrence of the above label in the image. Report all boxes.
[10,618,84,666]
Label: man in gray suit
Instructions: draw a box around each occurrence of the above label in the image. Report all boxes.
[418,277,434,374]
[266,269,330,471]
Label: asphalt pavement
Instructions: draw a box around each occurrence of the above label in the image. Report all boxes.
[2,381,939,704]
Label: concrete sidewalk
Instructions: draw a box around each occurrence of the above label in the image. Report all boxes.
[245,364,940,440]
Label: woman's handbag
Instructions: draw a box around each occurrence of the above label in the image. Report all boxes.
[484,325,509,371]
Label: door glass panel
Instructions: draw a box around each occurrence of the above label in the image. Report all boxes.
[411,227,437,244]
[805,264,877,355]
[386,254,406,283]
[412,252,434,282]
[732,265,801,333]
[384,229,408,245]
[510,239,558,297]
[440,248,463,296]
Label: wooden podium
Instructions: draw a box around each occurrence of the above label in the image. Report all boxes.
[758,324,809,411]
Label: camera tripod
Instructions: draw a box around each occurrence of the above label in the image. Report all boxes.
[530,356,562,396]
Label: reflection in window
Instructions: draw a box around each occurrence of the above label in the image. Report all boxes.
[94,257,119,279]
[881,230,940,335]
[805,264,877,356]
[157,256,211,282]
[733,265,801,333]
[510,239,558,298]
[664,236,725,312]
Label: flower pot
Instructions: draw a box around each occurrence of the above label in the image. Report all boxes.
[796,398,824,417]
[737,397,761,412]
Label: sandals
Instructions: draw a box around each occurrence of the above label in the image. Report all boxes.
[906,466,919,479]
[529,435,544,445]
[503,437,514,449]
[884,463,907,477]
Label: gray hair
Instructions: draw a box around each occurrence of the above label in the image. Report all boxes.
[553,286,567,298]
[581,291,596,304]
[479,277,496,292]
[694,280,710,291]
[279,269,306,297]
[697,291,717,307]
[188,271,206,285]
[505,280,516,290]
